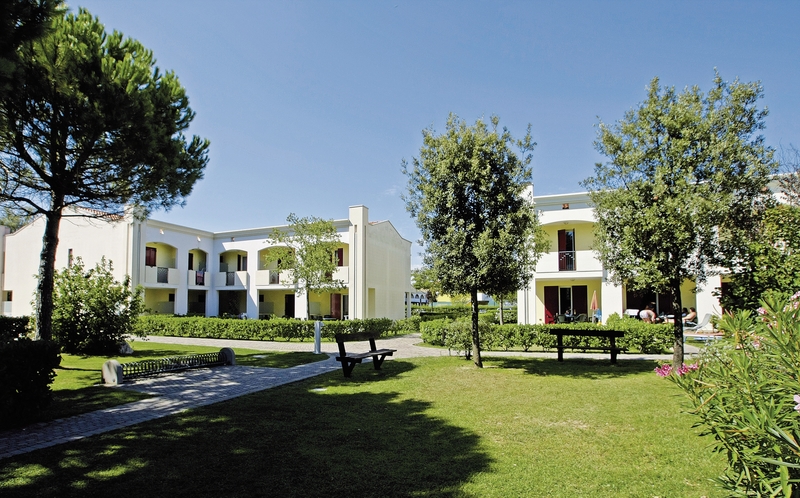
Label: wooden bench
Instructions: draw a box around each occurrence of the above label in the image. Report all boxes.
[335,332,397,377]
[550,329,626,364]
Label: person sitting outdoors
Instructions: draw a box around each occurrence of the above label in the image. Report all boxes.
[683,307,697,326]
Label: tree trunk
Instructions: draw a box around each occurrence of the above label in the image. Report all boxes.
[471,287,483,368]
[670,280,684,369]
[35,207,63,341]
[498,296,504,326]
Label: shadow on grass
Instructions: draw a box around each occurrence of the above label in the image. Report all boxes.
[1,361,490,498]
[487,356,660,379]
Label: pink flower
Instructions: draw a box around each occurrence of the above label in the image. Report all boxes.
[654,364,672,377]
[757,307,767,315]
[794,395,800,413]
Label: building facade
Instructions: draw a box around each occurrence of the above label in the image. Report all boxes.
[517,186,720,330]
[1,205,412,321]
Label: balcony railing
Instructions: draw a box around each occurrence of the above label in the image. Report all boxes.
[144,266,179,285]
[188,270,207,286]
[558,251,576,271]
[215,270,248,287]
[255,269,293,286]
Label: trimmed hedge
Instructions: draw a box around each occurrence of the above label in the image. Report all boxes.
[0,338,61,429]
[418,316,673,356]
[134,315,393,342]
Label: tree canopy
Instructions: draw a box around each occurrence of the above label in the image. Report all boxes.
[403,114,547,367]
[268,213,344,319]
[0,8,209,341]
[0,0,61,97]
[582,72,777,367]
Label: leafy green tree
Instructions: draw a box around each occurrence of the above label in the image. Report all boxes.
[268,214,344,320]
[0,8,209,341]
[411,266,441,303]
[403,114,547,367]
[722,204,800,311]
[582,72,776,368]
[52,257,145,355]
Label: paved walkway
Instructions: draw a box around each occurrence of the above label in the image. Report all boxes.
[0,333,699,460]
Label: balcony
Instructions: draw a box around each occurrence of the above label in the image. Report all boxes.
[332,266,349,283]
[559,251,576,271]
[215,270,248,287]
[537,250,603,274]
[255,269,293,286]
[144,266,180,286]
[188,270,208,286]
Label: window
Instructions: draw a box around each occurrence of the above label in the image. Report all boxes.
[145,247,157,267]
[68,248,74,267]
[334,248,344,266]
[188,252,194,270]
[558,229,576,271]
[5,291,12,302]
[168,293,175,302]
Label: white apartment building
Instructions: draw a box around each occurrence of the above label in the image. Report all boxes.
[0,205,412,321]
[517,186,721,330]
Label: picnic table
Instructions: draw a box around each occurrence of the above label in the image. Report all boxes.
[549,329,626,364]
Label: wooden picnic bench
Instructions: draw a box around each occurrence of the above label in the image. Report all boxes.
[335,332,397,377]
[550,329,626,364]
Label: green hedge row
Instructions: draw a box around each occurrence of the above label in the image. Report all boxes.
[0,338,61,429]
[420,314,673,355]
[135,315,396,341]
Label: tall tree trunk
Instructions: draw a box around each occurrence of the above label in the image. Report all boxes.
[35,207,63,341]
[670,280,684,369]
[471,287,483,368]
[498,295,504,326]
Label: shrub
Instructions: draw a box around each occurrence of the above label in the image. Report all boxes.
[419,318,450,346]
[664,293,800,496]
[53,257,145,355]
[391,315,421,334]
[0,316,30,341]
[443,320,473,359]
[0,338,61,429]
[606,314,672,353]
[134,315,392,342]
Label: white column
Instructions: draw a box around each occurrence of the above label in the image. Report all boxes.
[349,205,368,319]
[246,249,259,319]
[600,274,623,324]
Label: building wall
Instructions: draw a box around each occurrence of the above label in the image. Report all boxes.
[2,212,131,316]
[365,219,412,320]
[0,205,412,321]
[518,186,720,330]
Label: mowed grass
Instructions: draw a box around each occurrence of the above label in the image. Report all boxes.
[39,342,325,423]
[1,356,723,497]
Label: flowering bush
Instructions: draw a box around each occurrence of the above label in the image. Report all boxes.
[662,293,800,497]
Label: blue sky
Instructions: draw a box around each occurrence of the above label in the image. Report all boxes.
[73,1,800,265]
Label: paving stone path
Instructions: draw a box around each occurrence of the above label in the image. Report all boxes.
[0,333,696,460]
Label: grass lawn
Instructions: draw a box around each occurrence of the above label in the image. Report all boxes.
[1,356,723,497]
[38,342,325,423]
